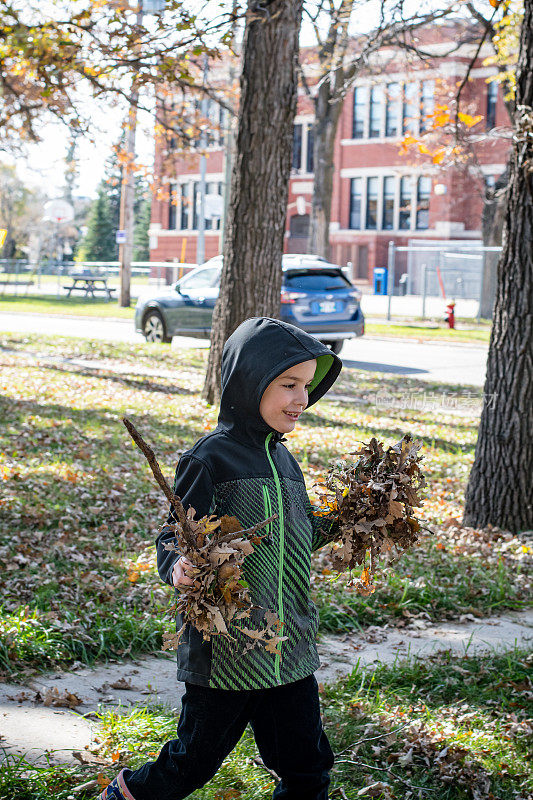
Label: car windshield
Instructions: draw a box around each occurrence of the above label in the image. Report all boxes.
[283,270,351,291]
[178,267,219,291]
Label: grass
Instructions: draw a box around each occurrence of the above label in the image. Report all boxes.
[3,647,530,799]
[0,332,530,678]
[0,294,136,319]
[365,322,491,344]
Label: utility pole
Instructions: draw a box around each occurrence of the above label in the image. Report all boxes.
[196,55,209,267]
[118,1,143,307]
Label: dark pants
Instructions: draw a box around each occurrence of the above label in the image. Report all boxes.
[124,673,335,800]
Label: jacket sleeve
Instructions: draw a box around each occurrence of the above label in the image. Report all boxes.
[155,454,215,587]
[304,493,340,553]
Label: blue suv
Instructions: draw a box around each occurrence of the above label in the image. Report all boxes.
[135,254,364,355]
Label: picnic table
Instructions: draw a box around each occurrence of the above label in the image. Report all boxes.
[63,274,116,300]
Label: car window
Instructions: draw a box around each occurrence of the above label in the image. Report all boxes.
[178,267,219,291]
[283,270,351,291]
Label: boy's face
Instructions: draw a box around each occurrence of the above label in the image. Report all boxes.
[259,359,317,434]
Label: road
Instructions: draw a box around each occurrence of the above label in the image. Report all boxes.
[0,312,488,386]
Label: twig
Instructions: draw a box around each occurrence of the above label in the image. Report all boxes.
[71,779,99,794]
[334,758,437,793]
[329,788,349,800]
[335,719,412,757]
[253,756,280,781]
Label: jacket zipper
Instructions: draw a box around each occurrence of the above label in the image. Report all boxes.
[264,431,285,684]
[262,485,272,538]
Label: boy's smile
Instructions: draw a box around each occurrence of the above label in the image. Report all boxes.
[259,359,317,434]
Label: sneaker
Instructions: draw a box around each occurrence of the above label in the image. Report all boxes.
[97,768,136,800]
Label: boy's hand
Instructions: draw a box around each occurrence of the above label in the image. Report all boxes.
[172,556,194,587]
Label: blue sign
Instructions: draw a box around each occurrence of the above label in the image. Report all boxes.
[116,230,126,244]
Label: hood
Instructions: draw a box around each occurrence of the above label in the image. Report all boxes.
[216,317,342,449]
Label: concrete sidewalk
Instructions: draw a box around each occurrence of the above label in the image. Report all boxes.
[1,610,531,765]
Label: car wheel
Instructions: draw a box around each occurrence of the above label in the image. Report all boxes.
[326,340,343,355]
[143,310,172,343]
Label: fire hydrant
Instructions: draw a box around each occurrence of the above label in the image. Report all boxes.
[444,301,456,329]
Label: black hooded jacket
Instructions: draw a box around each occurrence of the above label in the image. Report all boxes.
[156,317,342,689]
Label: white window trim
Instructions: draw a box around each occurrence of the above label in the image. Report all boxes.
[174,176,224,232]
[347,171,434,235]
[292,116,314,176]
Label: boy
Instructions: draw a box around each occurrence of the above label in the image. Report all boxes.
[100,317,342,800]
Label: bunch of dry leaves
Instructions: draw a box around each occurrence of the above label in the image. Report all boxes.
[315,434,427,595]
[123,418,286,655]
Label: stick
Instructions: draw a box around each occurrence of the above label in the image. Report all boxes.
[122,417,191,542]
[253,756,279,781]
[334,758,437,793]
[334,720,412,757]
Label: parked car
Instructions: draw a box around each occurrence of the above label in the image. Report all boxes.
[134,255,364,354]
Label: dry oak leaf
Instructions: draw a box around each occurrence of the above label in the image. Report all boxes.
[41,687,83,708]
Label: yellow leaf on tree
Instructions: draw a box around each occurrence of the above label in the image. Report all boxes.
[432,149,446,164]
[400,135,417,153]
[458,112,483,128]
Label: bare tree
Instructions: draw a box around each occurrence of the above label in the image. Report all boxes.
[463,0,532,533]
[301,0,457,260]
[202,0,304,404]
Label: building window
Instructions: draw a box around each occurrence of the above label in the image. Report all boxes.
[385,83,401,137]
[306,123,314,173]
[292,124,303,170]
[382,176,395,230]
[369,85,383,138]
[179,183,189,230]
[416,176,431,229]
[349,178,362,229]
[420,80,435,133]
[169,183,177,230]
[366,176,378,230]
[353,87,367,139]
[486,81,498,130]
[402,83,418,135]
[399,176,412,230]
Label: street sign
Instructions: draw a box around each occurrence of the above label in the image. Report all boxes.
[202,192,224,219]
[116,230,126,244]
[0,229,6,248]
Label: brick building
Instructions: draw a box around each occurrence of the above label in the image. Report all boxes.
[149,22,511,283]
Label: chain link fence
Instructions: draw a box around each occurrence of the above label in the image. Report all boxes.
[385,240,502,321]
[0,260,196,298]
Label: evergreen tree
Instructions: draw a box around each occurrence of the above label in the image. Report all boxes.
[133,194,151,261]
[78,185,116,261]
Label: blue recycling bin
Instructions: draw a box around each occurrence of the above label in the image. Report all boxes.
[373,267,388,295]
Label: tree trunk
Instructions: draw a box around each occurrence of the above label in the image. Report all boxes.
[463,0,533,533]
[202,0,303,404]
[308,79,343,260]
[479,164,509,320]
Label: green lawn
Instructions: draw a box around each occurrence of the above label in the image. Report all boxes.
[3,647,531,799]
[365,322,491,344]
[1,332,530,680]
[0,294,136,318]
